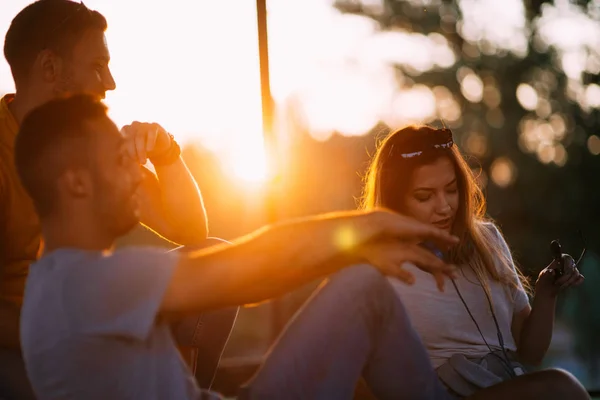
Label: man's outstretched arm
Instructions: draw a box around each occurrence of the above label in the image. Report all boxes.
[160,209,459,315]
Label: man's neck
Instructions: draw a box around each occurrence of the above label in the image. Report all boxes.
[8,88,53,126]
[42,216,115,255]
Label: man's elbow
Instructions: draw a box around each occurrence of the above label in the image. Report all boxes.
[170,224,209,246]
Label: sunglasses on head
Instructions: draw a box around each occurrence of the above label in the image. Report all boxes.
[390,128,455,159]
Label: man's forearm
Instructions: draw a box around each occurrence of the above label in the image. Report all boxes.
[518,295,556,365]
[154,158,208,242]
[163,211,380,313]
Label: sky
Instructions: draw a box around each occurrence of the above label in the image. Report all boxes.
[0,0,598,182]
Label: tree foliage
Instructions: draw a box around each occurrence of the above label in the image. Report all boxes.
[333,0,600,275]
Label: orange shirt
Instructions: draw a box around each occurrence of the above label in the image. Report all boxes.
[0,94,42,348]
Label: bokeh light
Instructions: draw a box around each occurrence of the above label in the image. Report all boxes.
[490,157,517,188]
[516,84,539,111]
[587,135,600,156]
[460,73,484,103]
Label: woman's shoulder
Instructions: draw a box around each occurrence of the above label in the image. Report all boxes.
[475,219,503,242]
[474,219,514,263]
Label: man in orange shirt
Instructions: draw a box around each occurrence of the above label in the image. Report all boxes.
[1,1,215,397]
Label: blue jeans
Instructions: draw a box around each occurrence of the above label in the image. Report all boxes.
[239,265,452,400]
[171,306,238,389]
[171,238,239,390]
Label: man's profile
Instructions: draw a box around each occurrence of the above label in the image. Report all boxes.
[1,1,211,396]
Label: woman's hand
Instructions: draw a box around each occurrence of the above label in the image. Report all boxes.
[535,254,584,298]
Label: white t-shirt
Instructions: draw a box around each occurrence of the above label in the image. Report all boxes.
[21,247,208,400]
[388,222,530,369]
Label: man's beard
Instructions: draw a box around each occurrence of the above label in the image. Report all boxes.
[53,70,88,98]
[54,71,75,96]
[100,205,139,238]
[94,186,140,239]
[54,68,104,100]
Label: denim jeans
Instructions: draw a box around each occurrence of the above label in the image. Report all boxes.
[171,306,238,389]
[171,238,239,390]
[239,265,452,400]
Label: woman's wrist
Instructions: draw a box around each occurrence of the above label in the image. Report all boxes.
[532,289,558,307]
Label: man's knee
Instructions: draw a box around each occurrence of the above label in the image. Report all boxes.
[328,264,398,303]
[534,368,588,399]
[325,264,407,321]
[330,264,389,292]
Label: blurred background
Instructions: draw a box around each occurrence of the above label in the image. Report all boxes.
[1,0,600,395]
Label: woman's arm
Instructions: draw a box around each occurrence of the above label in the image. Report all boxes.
[487,223,555,366]
[512,297,553,366]
[513,256,584,366]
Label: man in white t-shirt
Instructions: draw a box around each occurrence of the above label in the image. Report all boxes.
[16,95,460,399]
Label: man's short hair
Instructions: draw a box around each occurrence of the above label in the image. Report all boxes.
[15,94,108,218]
[4,0,107,85]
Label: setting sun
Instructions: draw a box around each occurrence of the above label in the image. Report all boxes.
[230,140,269,184]
[1,0,596,187]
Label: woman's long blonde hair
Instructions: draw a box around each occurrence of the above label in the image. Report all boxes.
[361,125,531,297]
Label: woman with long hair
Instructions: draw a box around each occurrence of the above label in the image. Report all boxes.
[360,125,587,399]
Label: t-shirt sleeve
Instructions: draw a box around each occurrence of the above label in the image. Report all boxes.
[486,222,530,313]
[64,247,179,341]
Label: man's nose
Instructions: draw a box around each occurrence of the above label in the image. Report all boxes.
[104,67,116,92]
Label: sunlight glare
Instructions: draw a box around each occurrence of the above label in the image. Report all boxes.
[389,85,437,126]
[334,225,358,252]
[298,64,392,138]
[229,139,269,184]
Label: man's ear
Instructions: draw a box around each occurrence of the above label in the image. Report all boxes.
[59,168,92,199]
[38,50,63,84]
